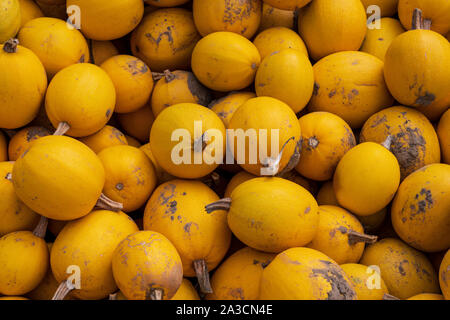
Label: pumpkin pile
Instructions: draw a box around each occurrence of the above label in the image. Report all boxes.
[0,0,449,301]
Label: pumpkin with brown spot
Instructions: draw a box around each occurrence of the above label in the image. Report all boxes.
[210,91,256,128]
[171,278,200,300]
[79,125,128,154]
[8,126,51,161]
[398,0,450,35]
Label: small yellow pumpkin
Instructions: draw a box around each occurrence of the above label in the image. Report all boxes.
[90,40,119,66]
[439,250,450,299]
[117,105,155,143]
[140,143,175,184]
[398,0,450,35]
[341,263,390,300]
[437,109,450,164]
[263,0,311,11]
[0,0,20,43]
[224,171,257,198]
[361,0,399,17]
[171,278,200,300]
[258,3,294,32]
[8,126,51,161]
[210,91,256,128]
[79,125,128,154]
[18,0,43,27]
[0,131,7,161]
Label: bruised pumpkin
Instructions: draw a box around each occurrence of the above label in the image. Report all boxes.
[90,40,119,66]
[18,0,43,27]
[0,0,20,43]
[437,109,450,164]
[263,0,311,11]
[117,105,155,143]
[398,0,450,35]
[79,125,128,154]
[210,91,256,128]
[341,263,390,300]
[258,3,294,32]
[8,126,51,161]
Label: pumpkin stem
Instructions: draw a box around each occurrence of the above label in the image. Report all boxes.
[347,230,378,246]
[411,8,432,30]
[3,39,19,53]
[205,198,231,213]
[152,70,175,82]
[53,122,70,136]
[381,135,393,151]
[146,288,164,300]
[423,18,432,30]
[52,280,75,300]
[383,293,401,300]
[32,216,48,238]
[308,136,319,149]
[95,193,123,212]
[276,138,302,177]
[193,259,213,294]
[261,136,296,176]
[109,293,118,300]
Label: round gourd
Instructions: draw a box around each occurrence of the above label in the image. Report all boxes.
[12,135,106,221]
[296,112,356,181]
[341,263,389,300]
[0,39,47,129]
[112,231,183,300]
[98,145,157,213]
[18,0,43,27]
[18,17,90,77]
[191,31,261,92]
[259,247,356,300]
[150,103,226,179]
[0,0,20,43]
[206,247,275,300]
[224,171,257,198]
[171,279,200,300]
[253,27,308,60]
[360,106,441,180]
[210,91,256,128]
[117,105,155,143]
[227,97,301,176]
[90,40,119,66]
[45,63,116,137]
[437,109,450,164]
[8,126,51,161]
[333,141,401,216]
[361,18,405,61]
[360,238,440,299]
[131,8,200,72]
[391,164,450,252]
[298,0,367,61]
[151,70,212,117]
[440,250,450,299]
[308,51,394,129]
[263,0,311,11]
[144,180,231,293]
[255,49,314,113]
[408,293,444,300]
[66,0,144,40]
[361,0,399,17]
[79,125,128,154]
[398,0,450,35]
[0,131,7,161]
[51,210,139,300]
[193,0,262,39]
[258,3,294,32]
[145,0,190,6]
[140,142,175,184]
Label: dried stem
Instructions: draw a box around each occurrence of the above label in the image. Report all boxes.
[95,193,123,212]
[152,70,175,82]
[381,135,393,151]
[205,198,231,214]
[423,18,432,30]
[32,216,48,238]
[276,138,302,177]
[193,259,213,294]
[52,280,75,300]
[3,39,19,53]
[412,8,423,30]
[148,288,163,300]
[347,230,378,246]
[53,122,70,136]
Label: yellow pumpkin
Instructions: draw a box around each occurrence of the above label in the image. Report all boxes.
[12,135,106,221]
[440,250,450,299]
[131,8,200,72]
[308,51,394,129]
[140,143,175,184]
[193,0,262,39]
[124,135,141,148]
[361,18,405,61]
[0,131,7,161]
[18,0,43,27]
[258,3,294,32]
[253,27,308,61]
[191,31,261,92]
[45,63,116,137]
[151,70,212,117]
[150,103,226,179]
[398,0,450,35]
[408,293,444,300]
[210,91,256,128]
[8,126,51,161]
[171,278,200,300]
[361,0,399,17]
[360,106,441,180]
[117,105,155,143]
[296,112,356,181]
[0,39,47,129]
[66,0,144,40]
[206,247,275,300]
[144,180,231,293]
[259,247,356,300]
[341,263,390,300]
[144,0,190,6]
[416,95,450,123]
[0,0,20,43]
[90,40,119,66]
[317,181,339,206]
[18,17,89,78]
[255,49,313,113]
[360,238,440,299]
[437,109,450,164]
[298,0,367,61]
[79,125,128,154]
[227,97,301,176]
[224,171,256,198]
[263,0,311,11]
[100,55,154,114]
[391,164,450,252]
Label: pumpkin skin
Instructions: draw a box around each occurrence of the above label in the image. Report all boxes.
[398,0,450,35]
[361,18,405,61]
[131,8,201,72]
[437,109,450,164]
[193,0,262,39]
[0,41,47,129]
[0,132,7,161]
[206,247,275,300]
[8,126,51,161]
[125,135,141,148]
[391,164,450,252]
[140,143,175,184]
[258,3,294,32]
[440,250,450,299]
[91,40,119,66]
[66,0,144,40]
[145,0,190,6]
[18,17,90,78]
[45,63,116,137]
[341,263,389,300]
[0,162,39,237]
[227,97,301,176]
[224,171,257,198]
[296,112,356,181]
[360,238,440,299]
[298,0,367,61]
[112,231,183,300]
[151,70,212,117]
[360,106,441,180]
[361,0,399,17]
[210,91,256,128]
[79,125,128,154]
[263,0,311,11]
[0,0,20,43]
[98,145,157,213]
[191,31,261,92]
[12,135,106,221]
[317,181,339,206]
[0,231,49,296]
[18,0,44,27]
[259,247,357,300]
[333,142,401,216]
[384,30,450,109]
[51,210,139,300]
[253,27,308,61]
[255,49,314,113]
[171,279,200,300]
[117,105,155,143]
[309,51,394,129]
[150,103,226,179]
[408,293,444,300]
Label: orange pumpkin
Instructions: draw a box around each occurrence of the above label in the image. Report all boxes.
[79,125,128,154]
[253,27,308,60]
[117,105,155,143]
[398,0,450,35]
[8,126,51,161]
[258,3,295,32]
[210,91,256,128]
[90,40,119,66]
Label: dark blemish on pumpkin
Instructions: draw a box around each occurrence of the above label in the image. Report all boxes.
[186,72,213,107]
[311,260,356,300]
[26,127,49,142]
[351,89,359,96]
[251,63,257,70]
[328,89,337,98]
[170,216,174,221]
[168,200,177,214]
[183,222,198,234]
[329,229,337,238]
[147,26,174,46]
[352,60,359,65]
[182,192,186,196]
[159,184,176,205]
[115,183,124,191]
[79,54,85,63]
[20,149,29,158]
[411,188,433,218]
[313,82,320,96]
[415,92,435,107]
[228,288,244,300]
[106,109,112,118]
[304,206,311,214]
[398,260,408,276]
[378,37,384,41]
[126,59,148,75]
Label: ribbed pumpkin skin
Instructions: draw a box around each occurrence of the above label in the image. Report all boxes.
[398,0,450,35]
[0,0,20,43]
